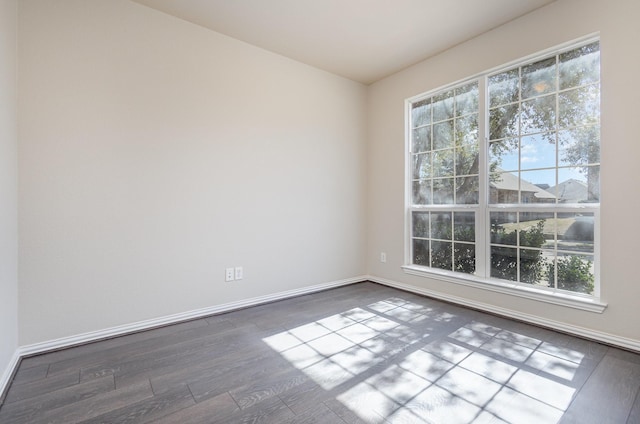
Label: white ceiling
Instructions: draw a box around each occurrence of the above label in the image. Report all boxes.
[132,0,556,84]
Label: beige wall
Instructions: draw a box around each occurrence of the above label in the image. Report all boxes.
[367,0,640,341]
[0,0,18,383]
[18,0,367,345]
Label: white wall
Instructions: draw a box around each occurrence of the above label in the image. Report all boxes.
[0,0,18,389]
[18,0,367,345]
[367,0,640,342]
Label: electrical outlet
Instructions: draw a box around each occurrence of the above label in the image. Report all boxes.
[380,252,387,263]
[225,268,235,282]
[235,266,243,280]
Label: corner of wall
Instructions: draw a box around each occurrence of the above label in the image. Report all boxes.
[0,0,20,404]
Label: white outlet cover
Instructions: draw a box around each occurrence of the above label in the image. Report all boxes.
[225,268,235,281]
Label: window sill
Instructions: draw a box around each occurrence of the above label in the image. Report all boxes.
[401,265,607,313]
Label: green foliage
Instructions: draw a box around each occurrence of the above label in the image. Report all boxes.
[548,255,595,294]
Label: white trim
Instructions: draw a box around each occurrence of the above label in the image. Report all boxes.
[0,350,21,404]
[401,265,606,313]
[366,275,639,352]
[18,276,365,358]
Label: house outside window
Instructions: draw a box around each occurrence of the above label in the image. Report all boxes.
[405,38,600,304]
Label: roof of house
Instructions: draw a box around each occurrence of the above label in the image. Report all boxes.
[490,171,556,199]
[549,179,588,202]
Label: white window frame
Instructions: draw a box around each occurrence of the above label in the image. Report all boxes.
[402,35,606,313]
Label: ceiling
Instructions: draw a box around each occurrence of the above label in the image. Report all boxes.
[132,0,556,84]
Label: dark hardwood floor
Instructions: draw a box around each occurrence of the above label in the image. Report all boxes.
[1,282,639,423]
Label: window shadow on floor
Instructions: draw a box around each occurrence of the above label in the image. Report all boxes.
[261,294,606,424]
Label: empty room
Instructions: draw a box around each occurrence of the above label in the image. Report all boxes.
[1,0,639,423]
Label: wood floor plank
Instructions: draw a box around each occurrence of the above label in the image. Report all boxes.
[79,385,195,424]
[213,394,295,424]
[278,379,333,415]
[323,398,370,424]
[138,331,282,394]
[147,346,271,395]
[28,379,154,424]
[8,362,49,386]
[148,392,239,424]
[229,367,309,409]
[559,353,640,424]
[19,318,210,370]
[48,320,237,378]
[3,370,80,404]
[0,375,114,424]
[80,322,265,385]
[187,350,295,404]
[283,403,347,424]
[627,386,640,424]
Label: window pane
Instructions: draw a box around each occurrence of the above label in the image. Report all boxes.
[412,212,430,238]
[413,239,430,266]
[553,254,595,294]
[433,178,454,204]
[520,212,555,250]
[557,213,594,254]
[489,69,519,108]
[558,126,600,166]
[558,166,599,202]
[455,176,479,205]
[432,241,452,270]
[489,105,519,140]
[559,42,600,90]
[522,57,557,99]
[491,246,518,281]
[412,98,432,127]
[489,139,518,172]
[433,90,454,122]
[491,212,517,245]
[433,149,454,177]
[490,171,520,204]
[520,169,556,204]
[559,85,600,128]
[454,212,475,242]
[519,215,551,248]
[412,126,431,153]
[431,212,452,240]
[455,243,475,274]
[455,114,478,147]
[412,153,431,180]
[520,248,546,284]
[455,82,479,117]
[433,120,454,150]
[521,94,556,135]
[412,180,432,205]
[520,133,556,170]
[455,146,478,176]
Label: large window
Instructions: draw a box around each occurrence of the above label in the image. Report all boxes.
[406,39,600,303]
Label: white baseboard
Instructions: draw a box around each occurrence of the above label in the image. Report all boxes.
[366,275,640,353]
[0,350,21,405]
[18,275,365,358]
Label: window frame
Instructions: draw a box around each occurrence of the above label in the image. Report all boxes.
[403,35,605,313]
